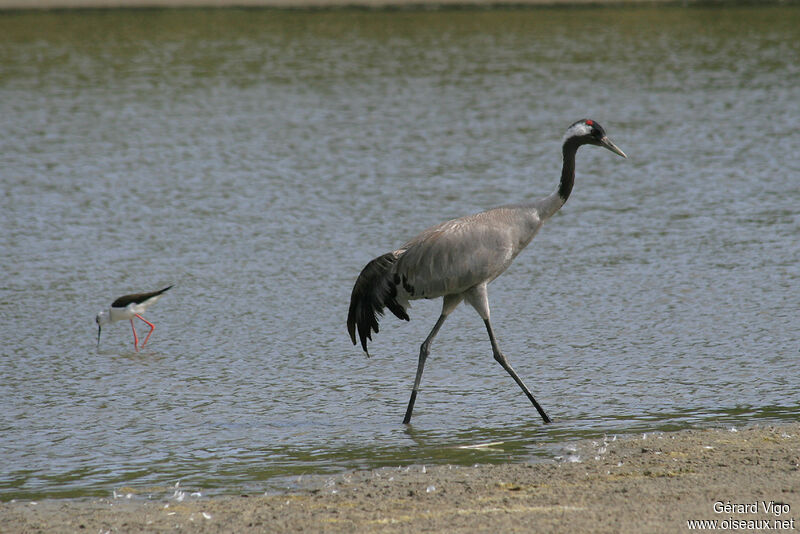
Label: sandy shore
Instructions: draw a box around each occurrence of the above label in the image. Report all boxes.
[3,423,799,533]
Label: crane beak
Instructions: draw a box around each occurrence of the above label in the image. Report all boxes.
[600,136,627,158]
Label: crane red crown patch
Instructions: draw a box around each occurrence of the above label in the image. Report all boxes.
[586,119,594,126]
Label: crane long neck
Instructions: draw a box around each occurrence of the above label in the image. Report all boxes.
[558,138,579,204]
[537,138,580,221]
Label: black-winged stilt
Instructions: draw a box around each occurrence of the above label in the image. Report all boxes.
[96,285,173,351]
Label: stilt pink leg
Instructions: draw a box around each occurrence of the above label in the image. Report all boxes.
[130,319,139,351]
[135,314,156,348]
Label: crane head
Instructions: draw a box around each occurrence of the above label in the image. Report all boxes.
[565,119,627,158]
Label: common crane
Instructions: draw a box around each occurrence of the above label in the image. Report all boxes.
[347,119,626,424]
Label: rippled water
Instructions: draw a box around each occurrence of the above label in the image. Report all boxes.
[1,6,798,500]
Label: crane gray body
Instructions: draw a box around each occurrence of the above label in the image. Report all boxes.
[393,202,552,307]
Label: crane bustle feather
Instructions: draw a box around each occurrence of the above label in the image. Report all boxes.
[347,252,410,356]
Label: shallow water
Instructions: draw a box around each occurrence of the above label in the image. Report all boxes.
[1,6,798,500]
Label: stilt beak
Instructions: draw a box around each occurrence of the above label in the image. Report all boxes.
[600,136,627,158]
[97,325,101,348]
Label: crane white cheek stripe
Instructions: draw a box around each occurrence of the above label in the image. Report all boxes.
[347,119,626,425]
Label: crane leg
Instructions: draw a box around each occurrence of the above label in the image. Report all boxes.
[403,313,448,425]
[484,319,551,424]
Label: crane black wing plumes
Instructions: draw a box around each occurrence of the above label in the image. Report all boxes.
[347,252,409,356]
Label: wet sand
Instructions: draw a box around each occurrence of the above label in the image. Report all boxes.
[3,423,799,533]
